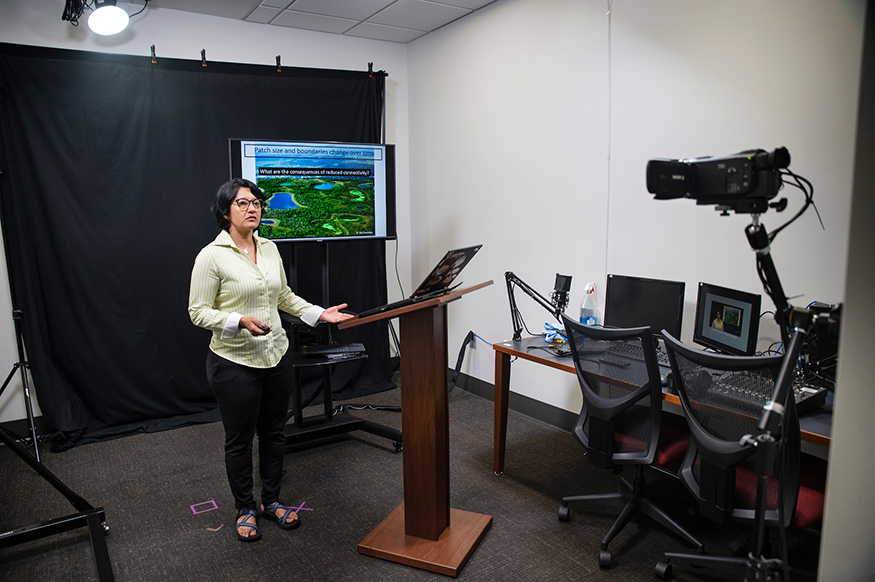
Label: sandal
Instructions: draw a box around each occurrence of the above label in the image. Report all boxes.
[261,501,301,530]
[235,509,262,542]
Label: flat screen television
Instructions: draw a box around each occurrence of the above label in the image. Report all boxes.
[603,274,686,339]
[228,138,396,243]
[693,282,762,356]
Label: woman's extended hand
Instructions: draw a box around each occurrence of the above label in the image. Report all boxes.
[319,304,354,323]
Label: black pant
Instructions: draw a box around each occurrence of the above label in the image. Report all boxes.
[206,351,293,512]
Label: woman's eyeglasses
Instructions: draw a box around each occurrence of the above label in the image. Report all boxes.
[233,198,262,210]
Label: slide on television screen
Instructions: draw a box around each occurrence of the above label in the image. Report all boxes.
[229,139,396,243]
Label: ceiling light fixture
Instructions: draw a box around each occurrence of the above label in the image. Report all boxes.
[63,1,149,36]
[88,1,129,36]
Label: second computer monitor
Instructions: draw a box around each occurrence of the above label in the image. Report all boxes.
[603,274,686,339]
[692,282,762,356]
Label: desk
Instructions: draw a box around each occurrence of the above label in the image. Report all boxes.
[492,336,833,474]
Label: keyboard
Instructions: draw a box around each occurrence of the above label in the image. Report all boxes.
[357,289,454,318]
[605,340,671,367]
[301,342,366,355]
[357,298,418,318]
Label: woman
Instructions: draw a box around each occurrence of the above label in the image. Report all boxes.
[189,178,353,542]
[712,310,724,331]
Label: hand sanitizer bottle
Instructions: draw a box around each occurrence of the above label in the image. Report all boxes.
[580,283,599,326]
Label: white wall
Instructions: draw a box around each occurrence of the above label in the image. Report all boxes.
[0,0,411,423]
[408,0,610,412]
[407,0,863,415]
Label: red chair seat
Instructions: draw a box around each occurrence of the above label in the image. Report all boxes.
[734,461,825,529]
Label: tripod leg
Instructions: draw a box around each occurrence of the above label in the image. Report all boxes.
[0,363,20,395]
[0,362,41,461]
[21,365,40,462]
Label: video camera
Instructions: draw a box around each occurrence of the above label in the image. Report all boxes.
[646,147,790,214]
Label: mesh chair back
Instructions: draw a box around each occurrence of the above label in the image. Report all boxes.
[661,331,800,527]
[562,315,663,469]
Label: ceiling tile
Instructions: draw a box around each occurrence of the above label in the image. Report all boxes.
[246,6,282,24]
[272,10,357,34]
[287,0,397,21]
[437,0,496,9]
[137,0,261,20]
[344,22,427,43]
[120,0,496,43]
[368,0,471,32]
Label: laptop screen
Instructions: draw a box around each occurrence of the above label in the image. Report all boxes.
[412,245,482,298]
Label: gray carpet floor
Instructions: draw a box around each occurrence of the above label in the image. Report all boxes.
[0,384,821,581]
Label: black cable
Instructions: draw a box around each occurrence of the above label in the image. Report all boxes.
[449,331,475,392]
[130,0,150,18]
[62,0,91,25]
[768,169,820,242]
[393,239,405,299]
[509,304,539,338]
[333,403,401,416]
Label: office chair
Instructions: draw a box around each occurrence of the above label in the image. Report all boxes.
[559,315,703,569]
[655,331,825,580]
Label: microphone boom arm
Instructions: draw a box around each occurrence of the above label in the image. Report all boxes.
[505,271,565,341]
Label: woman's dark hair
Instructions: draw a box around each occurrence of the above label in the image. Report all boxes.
[211,178,266,231]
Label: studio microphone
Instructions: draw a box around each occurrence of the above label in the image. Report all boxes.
[551,274,572,314]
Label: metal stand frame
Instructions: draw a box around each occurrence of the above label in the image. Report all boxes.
[282,242,402,449]
[0,170,115,579]
[0,424,115,580]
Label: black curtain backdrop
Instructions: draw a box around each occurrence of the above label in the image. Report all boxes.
[0,43,394,450]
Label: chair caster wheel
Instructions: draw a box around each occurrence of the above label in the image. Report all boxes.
[558,504,571,522]
[598,549,612,569]
[655,560,673,579]
[393,442,403,453]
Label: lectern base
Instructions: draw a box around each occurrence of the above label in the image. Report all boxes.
[358,503,493,577]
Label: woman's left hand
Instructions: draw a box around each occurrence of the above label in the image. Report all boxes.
[319,304,354,323]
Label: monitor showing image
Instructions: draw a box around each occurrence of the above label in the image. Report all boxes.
[229,139,396,243]
[693,282,762,356]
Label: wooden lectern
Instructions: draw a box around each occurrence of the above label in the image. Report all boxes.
[338,281,493,577]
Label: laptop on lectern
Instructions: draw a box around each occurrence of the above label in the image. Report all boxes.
[357,245,482,317]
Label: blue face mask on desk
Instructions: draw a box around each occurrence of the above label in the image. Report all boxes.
[544,321,567,345]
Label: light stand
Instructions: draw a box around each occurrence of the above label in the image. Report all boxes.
[0,169,41,461]
[505,272,571,341]
[0,310,41,461]
[0,170,116,578]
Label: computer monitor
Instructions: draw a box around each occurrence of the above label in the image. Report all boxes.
[603,274,686,339]
[693,282,762,356]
